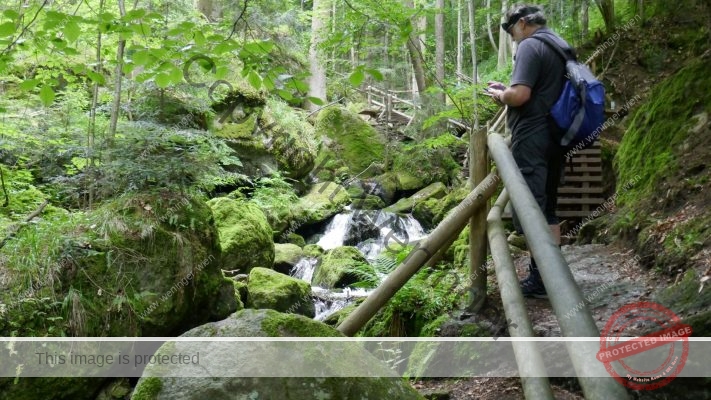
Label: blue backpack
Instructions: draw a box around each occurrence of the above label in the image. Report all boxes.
[531,33,606,151]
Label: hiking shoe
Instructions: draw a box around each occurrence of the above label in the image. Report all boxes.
[520,275,548,299]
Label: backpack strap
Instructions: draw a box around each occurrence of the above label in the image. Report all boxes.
[530,33,586,147]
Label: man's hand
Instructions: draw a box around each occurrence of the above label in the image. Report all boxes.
[487,81,506,91]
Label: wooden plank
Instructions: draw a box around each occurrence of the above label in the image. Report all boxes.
[558,210,602,218]
[562,175,603,182]
[558,187,604,194]
[561,166,602,173]
[558,198,606,205]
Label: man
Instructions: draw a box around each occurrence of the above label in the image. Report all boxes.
[486,4,569,298]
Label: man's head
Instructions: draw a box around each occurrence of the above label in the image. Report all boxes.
[502,4,547,43]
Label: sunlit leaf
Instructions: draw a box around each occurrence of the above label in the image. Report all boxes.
[0,22,15,37]
[39,85,55,106]
[19,79,40,91]
[247,70,262,89]
[277,89,293,101]
[86,71,106,85]
[367,68,384,81]
[123,9,147,21]
[307,97,325,106]
[3,10,19,20]
[155,73,171,88]
[63,21,81,42]
[349,69,365,86]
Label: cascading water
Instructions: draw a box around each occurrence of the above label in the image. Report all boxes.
[294,209,427,321]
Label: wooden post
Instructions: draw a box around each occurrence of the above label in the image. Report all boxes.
[337,172,500,336]
[385,91,393,123]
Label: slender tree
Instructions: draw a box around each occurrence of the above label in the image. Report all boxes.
[486,0,499,53]
[456,0,463,85]
[497,0,511,68]
[435,0,445,100]
[108,0,127,147]
[307,0,330,111]
[595,0,615,33]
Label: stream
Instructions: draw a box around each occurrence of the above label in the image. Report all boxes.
[289,208,426,321]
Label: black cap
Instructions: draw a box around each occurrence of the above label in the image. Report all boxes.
[501,5,541,33]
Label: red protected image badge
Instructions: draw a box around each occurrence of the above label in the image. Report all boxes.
[597,301,692,390]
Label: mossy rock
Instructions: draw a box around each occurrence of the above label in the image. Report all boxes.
[351,194,386,210]
[386,182,447,213]
[284,232,306,247]
[131,309,424,400]
[259,99,317,179]
[395,171,426,191]
[391,138,463,189]
[232,280,248,306]
[273,243,304,274]
[315,106,385,178]
[312,246,369,289]
[655,269,711,336]
[207,197,274,274]
[0,192,237,338]
[295,182,350,226]
[369,173,399,204]
[303,244,325,258]
[615,55,711,210]
[247,267,315,318]
[413,187,469,230]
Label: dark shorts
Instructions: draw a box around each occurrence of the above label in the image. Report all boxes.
[511,129,563,232]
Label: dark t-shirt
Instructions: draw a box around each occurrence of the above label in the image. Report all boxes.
[507,27,568,145]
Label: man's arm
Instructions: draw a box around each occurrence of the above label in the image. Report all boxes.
[499,84,531,107]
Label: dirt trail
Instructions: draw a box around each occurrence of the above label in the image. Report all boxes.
[416,243,657,400]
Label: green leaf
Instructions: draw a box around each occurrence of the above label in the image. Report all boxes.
[168,64,183,84]
[214,40,239,54]
[215,65,229,80]
[86,71,106,85]
[131,50,152,66]
[193,31,205,46]
[277,90,293,101]
[63,21,81,42]
[367,68,384,81]
[307,97,325,106]
[0,22,15,37]
[123,9,147,21]
[154,73,171,88]
[349,69,365,86]
[39,85,55,106]
[247,70,261,89]
[19,79,40,91]
[3,10,19,20]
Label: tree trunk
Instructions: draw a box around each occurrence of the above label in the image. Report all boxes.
[456,0,463,85]
[406,0,427,95]
[108,0,126,147]
[307,0,329,111]
[497,0,511,68]
[486,0,498,53]
[467,0,487,313]
[87,0,105,209]
[594,0,615,33]
[582,0,589,39]
[435,0,445,100]
[195,0,222,21]
[467,0,477,83]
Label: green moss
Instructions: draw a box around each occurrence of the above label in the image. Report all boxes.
[247,267,314,317]
[260,99,317,179]
[260,309,342,337]
[274,243,304,267]
[214,113,258,139]
[303,244,324,258]
[413,187,469,230]
[285,233,306,247]
[233,280,248,305]
[131,377,163,400]
[296,182,351,225]
[385,182,447,214]
[315,106,385,178]
[207,197,274,273]
[312,246,369,289]
[615,57,711,208]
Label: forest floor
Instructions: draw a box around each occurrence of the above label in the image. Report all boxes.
[413,243,666,400]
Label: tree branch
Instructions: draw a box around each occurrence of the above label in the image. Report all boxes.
[226,0,249,41]
[0,0,49,57]
[0,200,49,250]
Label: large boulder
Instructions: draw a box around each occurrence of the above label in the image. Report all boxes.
[273,243,304,274]
[207,197,274,274]
[314,106,386,179]
[413,187,469,230]
[295,182,350,226]
[215,99,316,180]
[386,182,447,214]
[246,267,315,318]
[312,246,370,289]
[0,193,239,400]
[131,309,424,400]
